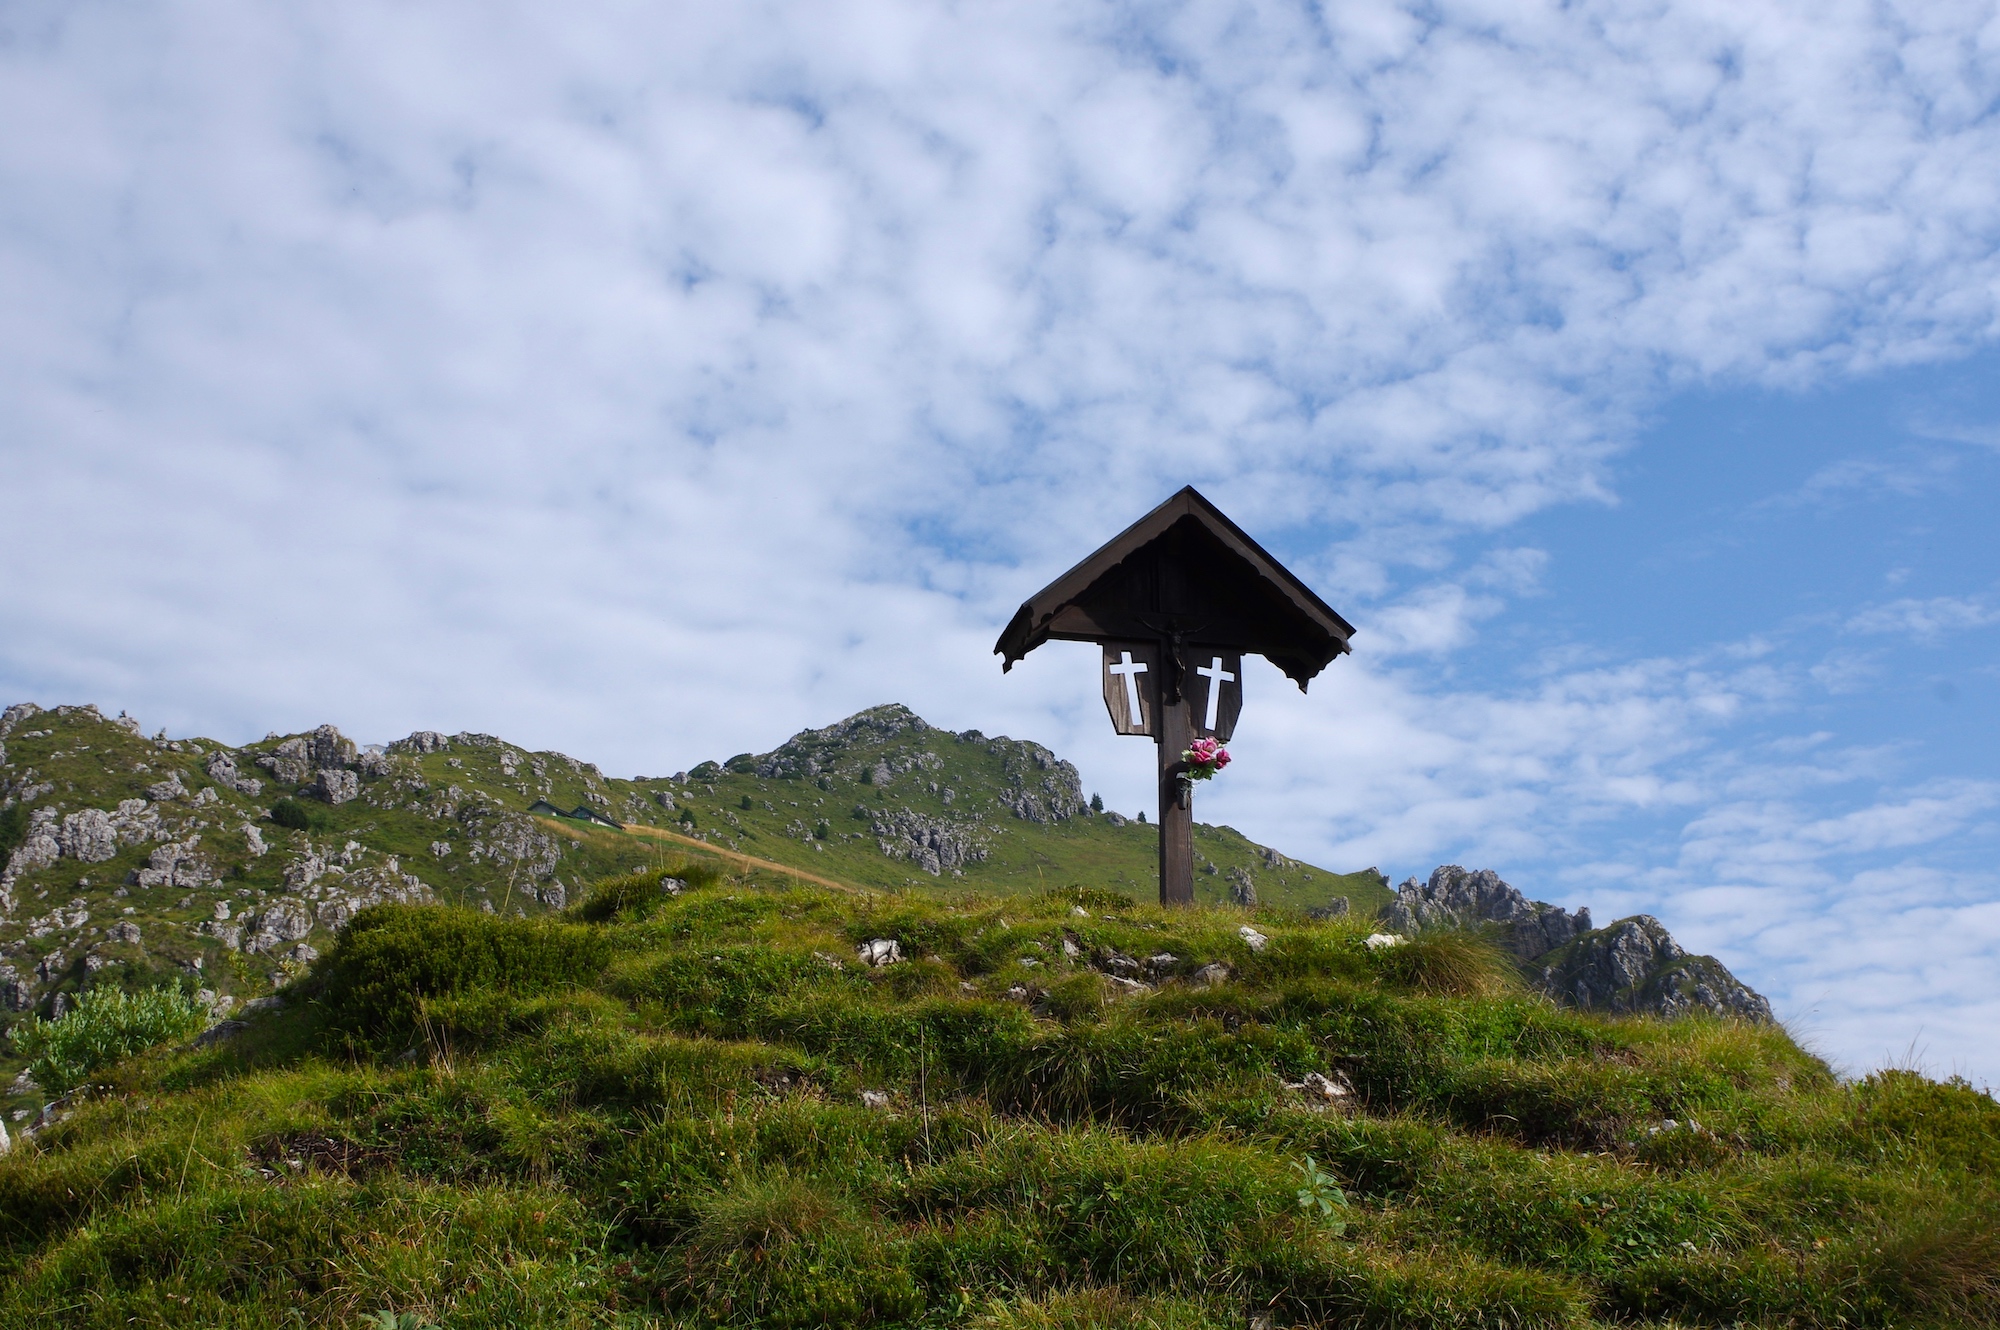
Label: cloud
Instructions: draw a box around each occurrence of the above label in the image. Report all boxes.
[1846,595,2000,642]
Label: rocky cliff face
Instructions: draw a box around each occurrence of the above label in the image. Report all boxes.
[1381,866,1771,1023]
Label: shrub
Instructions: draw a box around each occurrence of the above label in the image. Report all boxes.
[572,859,725,925]
[0,802,27,873]
[9,985,210,1094]
[319,905,611,1037]
[268,798,317,831]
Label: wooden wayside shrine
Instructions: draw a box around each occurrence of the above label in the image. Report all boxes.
[995,486,1355,906]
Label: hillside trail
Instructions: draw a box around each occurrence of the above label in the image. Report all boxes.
[533,815,865,894]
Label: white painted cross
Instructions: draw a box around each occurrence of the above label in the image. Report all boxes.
[1108,650,1149,723]
[1196,656,1236,731]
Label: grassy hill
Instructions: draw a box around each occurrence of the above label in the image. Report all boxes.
[0,864,1995,1329]
[0,701,1381,1091]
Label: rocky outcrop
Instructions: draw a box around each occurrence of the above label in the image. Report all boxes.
[990,736,1086,824]
[1381,866,1592,961]
[754,705,932,780]
[58,809,119,863]
[257,724,355,786]
[8,811,61,873]
[1535,916,1773,1023]
[312,769,360,804]
[135,841,210,890]
[204,751,264,796]
[872,809,989,876]
[1380,865,1769,1023]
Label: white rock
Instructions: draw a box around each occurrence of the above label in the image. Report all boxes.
[1364,933,1406,950]
[1237,925,1269,953]
[1193,962,1233,987]
[857,938,903,967]
[58,809,118,863]
[859,1089,892,1110]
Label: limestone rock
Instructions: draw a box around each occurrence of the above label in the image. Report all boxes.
[193,1020,250,1047]
[243,824,268,857]
[390,730,448,754]
[871,809,989,876]
[146,772,188,801]
[1535,916,1773,1023]
[1227,866,1258,906]
[136,841,209,890]
[307,725,356,770]
[1379,865,1772,1023]
[312,769,360,805]
[1380,866,1592,961]
[857,938,903,967]
[8,815,61,873]
[205,751,265,796]
[58,809,118,863]
[0,963,32,1011]
[1306,898,1350,919]
[1238,925,1269,953]
[241,900,314,954]
[257,738,312,784]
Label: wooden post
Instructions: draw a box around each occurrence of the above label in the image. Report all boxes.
[1157,675,1195,906]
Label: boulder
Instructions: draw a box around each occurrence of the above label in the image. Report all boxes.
[8,816,61,873]
[58,809,118,863]
[193,1020,250,1047]
[312,769,360,805]
[857,938,903,967]
[145,773,188,802]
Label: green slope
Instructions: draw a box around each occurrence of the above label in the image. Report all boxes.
[0,870,1994,1330]
[0,702,1380,1107]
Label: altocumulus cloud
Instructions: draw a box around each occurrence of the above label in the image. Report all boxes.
[2,0,1998,1083]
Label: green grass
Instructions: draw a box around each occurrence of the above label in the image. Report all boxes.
[0,866,1994,1329]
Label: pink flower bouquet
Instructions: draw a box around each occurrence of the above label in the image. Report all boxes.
[1181,737,1232,786]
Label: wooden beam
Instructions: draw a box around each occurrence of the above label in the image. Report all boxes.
[1157,691,1195,906]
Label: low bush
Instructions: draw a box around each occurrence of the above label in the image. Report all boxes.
[318,905,611,1038]
[268,797,321,831]
[9,984,210,1094]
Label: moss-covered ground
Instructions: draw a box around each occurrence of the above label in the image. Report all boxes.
[2,864,1995,1329]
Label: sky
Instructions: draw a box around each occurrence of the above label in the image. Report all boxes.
[2,0,1997,1086]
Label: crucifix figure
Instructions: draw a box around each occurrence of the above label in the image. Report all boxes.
[995,486,1354,905]
[1109,651,1149,724]
[1196,656,1235,732]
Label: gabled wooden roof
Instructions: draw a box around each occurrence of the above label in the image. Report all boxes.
[993,486,1355,690]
